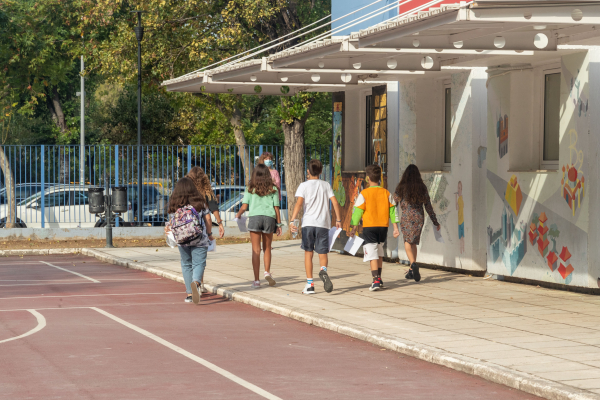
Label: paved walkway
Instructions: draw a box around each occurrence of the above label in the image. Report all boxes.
[86,241,600,400]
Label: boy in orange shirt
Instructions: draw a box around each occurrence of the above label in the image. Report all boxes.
[349,165,400,291]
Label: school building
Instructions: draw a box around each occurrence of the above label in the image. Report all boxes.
[163,1,600,290]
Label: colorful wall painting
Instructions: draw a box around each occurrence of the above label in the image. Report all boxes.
[332,95,346,207]
[505,175,523,216]
[456,181,465,254]
[562,57,589,118]
[497,114,508,159]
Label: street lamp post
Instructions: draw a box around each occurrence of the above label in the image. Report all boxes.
[133,11,144,226]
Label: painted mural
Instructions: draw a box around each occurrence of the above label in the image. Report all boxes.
[496,114,508,159]
[332,101,346,206]
[486,52,591,287]
[456,181,465,254]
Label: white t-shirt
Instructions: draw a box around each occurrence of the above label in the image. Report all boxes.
[295,179,335,229]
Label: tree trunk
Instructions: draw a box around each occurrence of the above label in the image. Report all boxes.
[50,88,67,133]
[230,105,253,184]
[0,146,16,228]
[282,119,305,232]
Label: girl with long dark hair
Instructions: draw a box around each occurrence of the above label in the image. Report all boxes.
[166,177,214,304]
[394,164,441,282]
[235,164,282,289]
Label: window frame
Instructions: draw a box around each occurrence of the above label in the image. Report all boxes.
[443,81,452,172]
[539,65,561,171]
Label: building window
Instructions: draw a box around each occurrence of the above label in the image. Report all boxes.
[543,73,560,163]
[366,86,387,174]
[444,87,452,165]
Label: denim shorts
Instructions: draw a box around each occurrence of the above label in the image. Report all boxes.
[248,215,277,234]
[301,226,329,254]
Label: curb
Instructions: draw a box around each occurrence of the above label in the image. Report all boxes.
[0,248,83,256]
[57,249,600,400]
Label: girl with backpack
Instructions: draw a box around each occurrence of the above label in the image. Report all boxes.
[235,164,282,289]
[394,164,441,283]
[166,177,214,304]
[187,166,224,295]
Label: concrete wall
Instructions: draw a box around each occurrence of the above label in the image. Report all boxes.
[486,50,599,289]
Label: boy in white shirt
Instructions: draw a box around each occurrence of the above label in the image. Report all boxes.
[290,160,342,294]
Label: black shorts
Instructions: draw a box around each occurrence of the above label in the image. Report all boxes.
[301,226,329,254]
[248,216,277,234]
[362,227,388,244]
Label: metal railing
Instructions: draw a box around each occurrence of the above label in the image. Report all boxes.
[0,144,332,228]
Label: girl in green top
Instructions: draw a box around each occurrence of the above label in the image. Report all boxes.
[235,164,282,289]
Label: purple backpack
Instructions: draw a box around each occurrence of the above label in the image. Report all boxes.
[170,206,204,244]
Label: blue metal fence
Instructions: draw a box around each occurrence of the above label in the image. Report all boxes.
[0,145,332,227]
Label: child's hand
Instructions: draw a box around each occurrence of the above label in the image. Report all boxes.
[393,228,400,238]
[218,224,225,238]
[276,227,282,236]
[164,225,171,234]
[290,224,298,233]
[235,212,241,220]
[348,226,357,237]
[335,221,342,229]
[208,234,215,241]
[436,224,441,231]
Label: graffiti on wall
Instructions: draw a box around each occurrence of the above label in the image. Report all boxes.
[561,129,585,216]
[456,181,465,254]
[505,175,523,216]
[562,58,589,118]
[529,212,574,283]
[333,102,346,207]
[496,114,508,159]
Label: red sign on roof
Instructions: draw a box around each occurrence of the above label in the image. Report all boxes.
[399,0,456,16]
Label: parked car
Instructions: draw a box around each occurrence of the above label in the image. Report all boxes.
[212,185,246,205]
[123,183,164,216]
[0,183,47,204]
[214,190,288,224]
[0,185,133,228]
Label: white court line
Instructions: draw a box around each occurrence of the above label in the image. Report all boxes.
[0,278,162,282]
[0,282,100,287]
[92,307,282,400]
[0,292,182,300]
[39,261,100,283]
[0,309,46,344]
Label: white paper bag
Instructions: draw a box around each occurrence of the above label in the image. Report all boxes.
[207,239,217,252]
[433,225,445,243]
[234,216,248,232]
[344,235,364,256]
[166,232,177,248]
[328,227,342,251]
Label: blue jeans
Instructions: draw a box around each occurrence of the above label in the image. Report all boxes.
[178,246,208,294]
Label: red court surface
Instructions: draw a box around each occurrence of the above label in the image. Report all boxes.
[0,255,541,400]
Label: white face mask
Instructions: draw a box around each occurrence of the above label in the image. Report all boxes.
[264,160,274,168]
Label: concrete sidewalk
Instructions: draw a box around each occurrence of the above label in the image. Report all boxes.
[84,241,600,400]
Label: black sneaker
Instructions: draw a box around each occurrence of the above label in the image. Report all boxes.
[184,296,193,303]
[319,269,334,293]
[412,263,421,282]
[369,277,381,292]
[405,269,414,280]
[379,277,384,288]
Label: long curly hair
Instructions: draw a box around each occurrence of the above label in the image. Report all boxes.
[248,164,276,197]
[187,166,216,201]
[395,164,428,205]
[168,177,208,214]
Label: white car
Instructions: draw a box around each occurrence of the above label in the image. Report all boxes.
[213,191,288,224]
[0,185,133,228]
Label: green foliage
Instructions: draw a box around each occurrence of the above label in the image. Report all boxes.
[0,0,334,147]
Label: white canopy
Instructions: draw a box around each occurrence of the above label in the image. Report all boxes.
[163,1,600,95]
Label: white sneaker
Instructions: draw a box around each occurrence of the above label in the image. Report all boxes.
[200,282,208,293]
[302,284,315,295]
[264,271,276,286]
[250,281,261,289]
